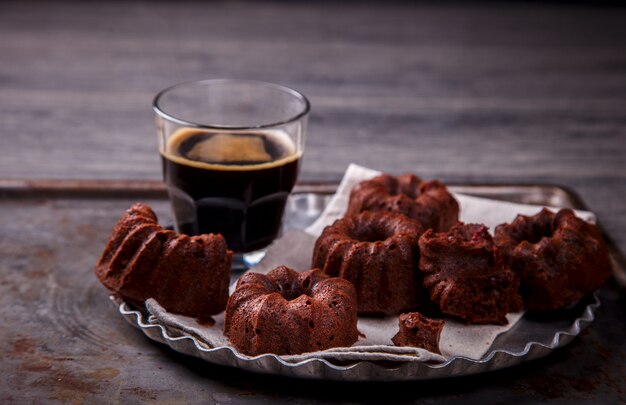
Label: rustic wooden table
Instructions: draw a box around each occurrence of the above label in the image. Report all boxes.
[1,1,625,403]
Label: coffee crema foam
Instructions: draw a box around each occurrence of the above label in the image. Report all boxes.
[162,127,300,172]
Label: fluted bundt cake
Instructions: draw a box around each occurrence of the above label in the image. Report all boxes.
[346,173,459,233]
[391,312,445,354]
[419,223,523,324]
[95,203,232,318]
[494,208,612,310]
[223,266,359,356]
[312,211,424,315]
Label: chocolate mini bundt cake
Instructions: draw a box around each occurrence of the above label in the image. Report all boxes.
[223,266,359,356]
[95,203,232,318]
[346,173,459,233]
[312,211,424,315]
[419,223,523,324]
[392,312,445,354]
[494,208,612,310]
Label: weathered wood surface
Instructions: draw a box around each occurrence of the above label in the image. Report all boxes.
[1,1,625,403]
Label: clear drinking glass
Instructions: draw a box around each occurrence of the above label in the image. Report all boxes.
[153,79,309,269]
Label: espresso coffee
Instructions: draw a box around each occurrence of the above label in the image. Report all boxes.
[161,128,300,253]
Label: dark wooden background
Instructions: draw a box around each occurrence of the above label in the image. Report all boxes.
[1,1,625,403]
[1,1,625,251]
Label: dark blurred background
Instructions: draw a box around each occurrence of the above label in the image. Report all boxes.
[1,1,624,180]
[1,1,625,195]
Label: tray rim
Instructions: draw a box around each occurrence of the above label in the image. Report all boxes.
[0,178,591,204]
[114,291,602,381]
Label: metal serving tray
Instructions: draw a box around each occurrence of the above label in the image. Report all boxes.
[2,179,620,381]
[107,183,617,382]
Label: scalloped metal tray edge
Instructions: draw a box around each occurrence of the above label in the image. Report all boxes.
[115,292,600,381]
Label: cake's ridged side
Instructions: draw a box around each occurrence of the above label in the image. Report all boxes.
[419,225,523,325]
[346,180,388,216]
[223,275,272,338]
[100,223,163,291]
[311,231,341,276]
[95,203,158,275]
[340,238,420,315]
[202,233,233,314]
[150,233,231,316]
[338,243,372,313]
[224,267,359,356]
[197,233,231,313]
[495,208,612,310]
[390,236,422,312]
[309,278,359,351]
[95,202,232,318]
[114,230,174,305]
[229,293,271,355]
[319,237,352,278]
[418,180,460,232]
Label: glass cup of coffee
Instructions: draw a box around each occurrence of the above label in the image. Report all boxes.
[153,79,309,269]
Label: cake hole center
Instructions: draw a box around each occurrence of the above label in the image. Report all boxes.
[276,282,312,301]
[350,227,391,243]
